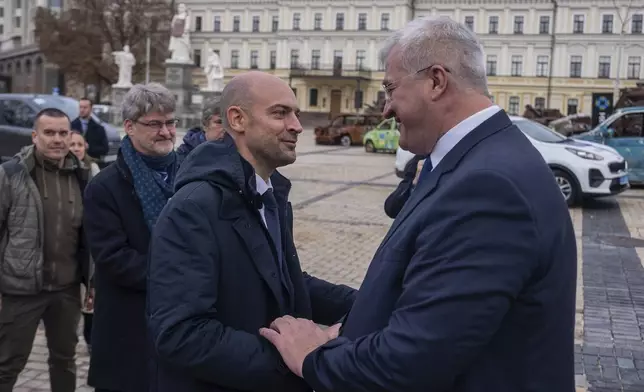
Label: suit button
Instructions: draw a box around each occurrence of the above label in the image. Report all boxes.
[271,272,277,278]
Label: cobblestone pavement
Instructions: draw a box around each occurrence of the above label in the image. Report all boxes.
[12,131,644,391]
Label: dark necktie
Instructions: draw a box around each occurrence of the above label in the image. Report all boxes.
[416,158,434,186]
[261,189,294,304]
[261,189,283,267]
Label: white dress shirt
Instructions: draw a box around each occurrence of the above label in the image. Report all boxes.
[430,105,502,170]
[255,173,272,227]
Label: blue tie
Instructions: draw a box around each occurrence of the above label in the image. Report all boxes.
[416,158,434,185]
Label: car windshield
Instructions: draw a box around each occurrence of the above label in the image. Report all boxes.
[30,96,101,123]
[513,119,567,143]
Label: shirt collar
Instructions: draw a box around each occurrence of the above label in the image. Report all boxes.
[255,173,272,196]
[430,105,502,170]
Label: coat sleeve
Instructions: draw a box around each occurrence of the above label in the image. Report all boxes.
[384,156,421,219]
[93,124,110,157]
[148,195,306,390]
[83,178,147,291]
[304,273,357,325]
[302,169,541,392]
[0,164,11,232]
[383,179,413,219]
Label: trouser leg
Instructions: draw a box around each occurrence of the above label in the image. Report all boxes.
[82,313,93,347]
[42,286,81,392]
[0,293,48,392]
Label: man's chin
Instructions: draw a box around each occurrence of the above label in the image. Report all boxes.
[154,140,175,155]
[276,152,297,167]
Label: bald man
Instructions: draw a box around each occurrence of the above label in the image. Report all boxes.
[146,71,357,392]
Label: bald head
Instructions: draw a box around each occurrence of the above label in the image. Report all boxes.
[221,71,292,130]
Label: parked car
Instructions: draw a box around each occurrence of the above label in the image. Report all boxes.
[0,94,121,166]
[92,103,113,123]
[363,118,400,153]
[314,113,382,146]
[573,106,644,184]
[394,116,629,206]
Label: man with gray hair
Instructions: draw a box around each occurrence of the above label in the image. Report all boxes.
[177,97,225,161]
[262,16,576,392]
[83,82,179,392]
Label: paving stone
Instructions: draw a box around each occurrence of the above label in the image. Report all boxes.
[582,196,644,391]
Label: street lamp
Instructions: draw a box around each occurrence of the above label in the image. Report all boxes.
[546,0,557,108]
[612,0,634,103]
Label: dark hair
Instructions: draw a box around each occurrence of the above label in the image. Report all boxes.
[34,107,70,128]
[79,97,93,105]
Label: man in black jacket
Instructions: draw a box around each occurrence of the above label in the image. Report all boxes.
[384,154,423,218]
[70,97,109,163]
[147,71,357,392]
[83,83,179,392]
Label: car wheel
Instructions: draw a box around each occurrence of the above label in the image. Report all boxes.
[365,141,376,153]
[552,169,579,206]
[340,135,352,147]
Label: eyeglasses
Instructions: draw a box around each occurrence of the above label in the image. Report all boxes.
[381,64,450,101]
[135,119,179,131]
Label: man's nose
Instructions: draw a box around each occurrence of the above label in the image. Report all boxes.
[287,114,303,134]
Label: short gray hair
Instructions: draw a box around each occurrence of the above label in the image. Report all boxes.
[121,82,176,121]
[379,16,488,94]
[201,96,222,127]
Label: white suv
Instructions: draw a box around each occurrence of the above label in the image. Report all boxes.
[394,116,629,206]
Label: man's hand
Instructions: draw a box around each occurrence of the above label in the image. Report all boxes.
[260,316,337,377]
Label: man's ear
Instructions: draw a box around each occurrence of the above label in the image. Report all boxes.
[123,119,135,137]
[227,106,246,134]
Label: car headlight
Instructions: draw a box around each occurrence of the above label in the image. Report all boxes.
[565,147,604,161]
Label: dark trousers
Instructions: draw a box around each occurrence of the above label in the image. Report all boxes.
[0,286,81,392]
[82,312,93,346]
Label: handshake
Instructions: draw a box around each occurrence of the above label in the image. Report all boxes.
[260,316,341,378]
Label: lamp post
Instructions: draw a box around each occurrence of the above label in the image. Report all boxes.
[612,0,634,103]
[546,0,558,108]
[145,34,151,84]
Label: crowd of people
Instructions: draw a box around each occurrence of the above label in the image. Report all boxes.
[0,15,577,392]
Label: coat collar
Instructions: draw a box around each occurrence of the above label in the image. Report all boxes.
[377,110,513,251]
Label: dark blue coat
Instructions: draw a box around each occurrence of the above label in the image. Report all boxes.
[147,134,357,392]
[83,152,151,392]
[176,126,206,161]
[302,111,577,392]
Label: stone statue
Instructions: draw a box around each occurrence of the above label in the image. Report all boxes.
[203,49,224,92]
[112,45,136,87]
[167,3,191,63]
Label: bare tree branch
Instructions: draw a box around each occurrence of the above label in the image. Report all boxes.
[34,0,173,90]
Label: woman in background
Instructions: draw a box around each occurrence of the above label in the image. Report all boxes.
[69,130,99,354]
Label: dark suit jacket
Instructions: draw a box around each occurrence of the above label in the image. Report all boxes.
[302,110,577,392]
[147,136,357,392]
[71,117,109,159]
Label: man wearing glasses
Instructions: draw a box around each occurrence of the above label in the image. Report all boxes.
[82,83,179,392]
